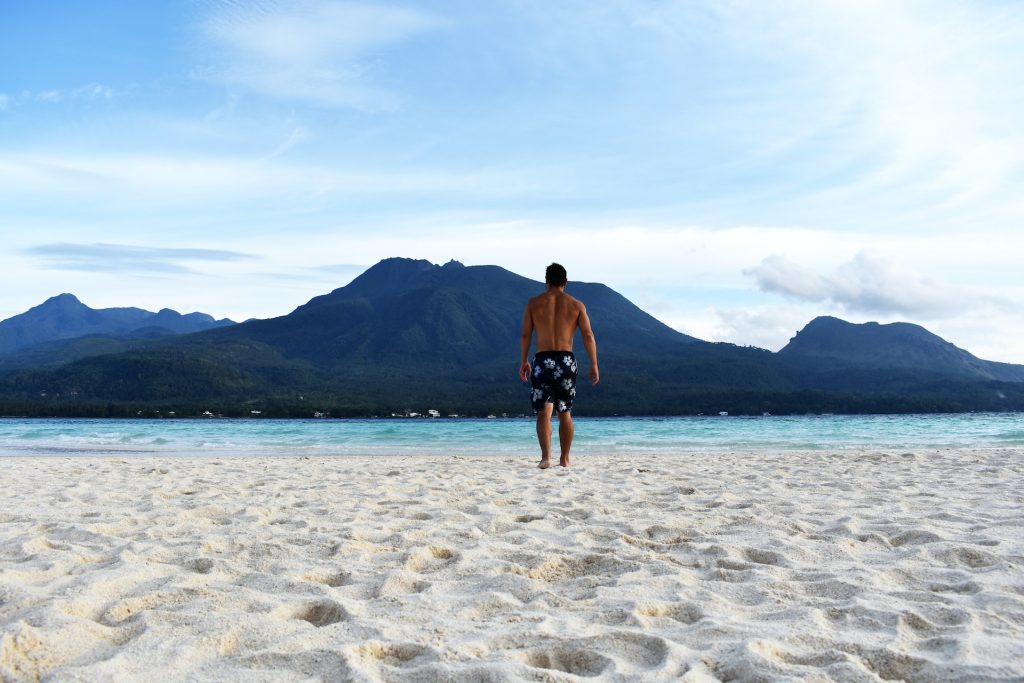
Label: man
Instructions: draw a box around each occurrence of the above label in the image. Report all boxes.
[519,263,599,469]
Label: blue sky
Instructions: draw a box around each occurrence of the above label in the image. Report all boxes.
[3,0,1024,361]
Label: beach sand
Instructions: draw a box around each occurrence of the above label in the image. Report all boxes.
[1,449,1022,682]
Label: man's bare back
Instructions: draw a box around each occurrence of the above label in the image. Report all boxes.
[526,290,586,353]
[518,289,599,386]
[519,264,598,469]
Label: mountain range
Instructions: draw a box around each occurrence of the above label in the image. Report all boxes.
[0,294,234,355]
[1,258,1021,416]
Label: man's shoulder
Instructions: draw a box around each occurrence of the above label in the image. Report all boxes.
[527,291,584,308]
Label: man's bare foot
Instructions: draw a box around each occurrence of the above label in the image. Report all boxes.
[538,459,552,469]
[559,458,570,468]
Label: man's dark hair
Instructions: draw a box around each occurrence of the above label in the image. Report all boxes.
[545,263,568,287]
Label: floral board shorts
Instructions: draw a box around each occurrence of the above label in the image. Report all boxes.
[531,351,578,413]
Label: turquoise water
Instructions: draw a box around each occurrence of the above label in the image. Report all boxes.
[0,413,1022,456]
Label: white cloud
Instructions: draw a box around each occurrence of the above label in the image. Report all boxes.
[703,298,1024,364]
[745,251,992,318]
[36,90,63,103]
[4,218,1024,362]
[0,153,542,207]
[577,0,1024,232]
[710,304,823,351]
[72,84,114,99]
[741,0,1024,220]
[0,85,115,110]
[199,0,437,109]
[24,243,255,274]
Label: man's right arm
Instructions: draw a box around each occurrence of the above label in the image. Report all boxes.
[519,303,534,382]
[578,303,599,385]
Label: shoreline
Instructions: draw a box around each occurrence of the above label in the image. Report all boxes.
[2,449,1023,681]
[3,445,1024,460]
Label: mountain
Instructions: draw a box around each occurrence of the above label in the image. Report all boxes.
[207,257,700,370]
[0,259,789,413]
[780,316,1024,383]
[1,260,1022,416]
[0,294,236,356]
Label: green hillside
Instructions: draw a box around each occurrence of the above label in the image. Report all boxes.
[1,259,1023,417]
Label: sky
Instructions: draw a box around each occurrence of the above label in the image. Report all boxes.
[2,0,1024,361]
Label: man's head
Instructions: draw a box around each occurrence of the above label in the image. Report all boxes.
[545,263,568,288]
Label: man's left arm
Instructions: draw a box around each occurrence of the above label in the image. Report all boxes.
[519,305,533,382]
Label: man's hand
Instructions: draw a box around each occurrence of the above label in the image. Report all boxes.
[519,361,532,382]
[589,365,600,386]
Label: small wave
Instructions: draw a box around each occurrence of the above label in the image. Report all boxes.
[15,430,50,440]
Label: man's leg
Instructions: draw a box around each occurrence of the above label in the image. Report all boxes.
[536,402,554,468]
[557,410,574,467]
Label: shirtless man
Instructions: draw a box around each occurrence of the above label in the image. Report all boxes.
[519,263,599,469]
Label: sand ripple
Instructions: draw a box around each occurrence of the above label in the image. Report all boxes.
[1,448,1023,681]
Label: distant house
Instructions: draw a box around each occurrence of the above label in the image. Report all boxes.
[427,409,440,418]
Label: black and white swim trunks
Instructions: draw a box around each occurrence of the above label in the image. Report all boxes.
[530,351,578,413]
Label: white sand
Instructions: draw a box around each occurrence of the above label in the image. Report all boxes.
[1,449,1023,682]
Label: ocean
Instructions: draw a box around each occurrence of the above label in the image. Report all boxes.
[0,413,1022,457]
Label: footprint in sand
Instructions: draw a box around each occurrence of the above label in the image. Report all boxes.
[98,590,198,626]
[928,580,981,595]
[239,650,351,679]
[592,631,670,669]
[296,568,350,587]
[404,546,457,573]
[935,546,1001,569]
[520,647,612,678]
[526,554,612,582]
[350,641,432,669]
[556,508,591,522]
[889,529,944,547]
[635,601,703,625]
[273,599,348,627]
[514,514,544,523]
[742,547,787,566]
[458,592,523,621]
[58,600,149,645]
[641,525,694,545]
[182,557,214,574]
[375,572,431,597]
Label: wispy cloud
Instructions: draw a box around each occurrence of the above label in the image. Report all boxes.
[35,90,62,103]
[307,263,368,275]
[199,0,437,109]
[533,0,1024,230]
[72,84,114,99]
[709,0,1024,223]
[25,243,255,274]
[745,251,995,318]
[0,84,116,110]
[0,153,541,206]
[710,305,818,352]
